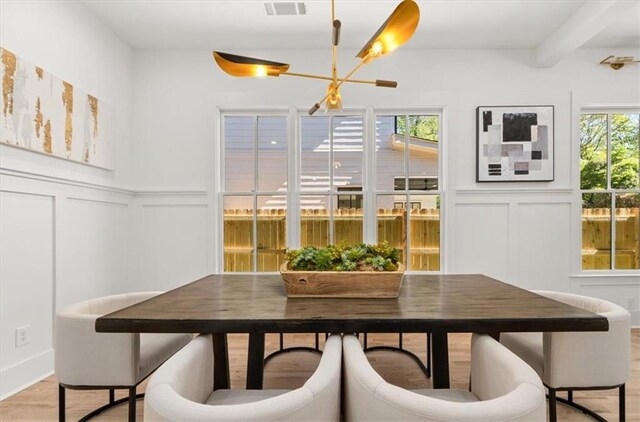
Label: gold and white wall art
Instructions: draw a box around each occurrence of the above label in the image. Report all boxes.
[1,47,115,169]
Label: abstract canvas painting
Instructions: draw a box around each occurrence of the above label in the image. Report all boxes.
[0,47,115,169]
[476,105,554,182]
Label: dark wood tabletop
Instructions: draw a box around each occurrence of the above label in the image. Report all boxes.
[95,274,608,390]
[96,273,608,334]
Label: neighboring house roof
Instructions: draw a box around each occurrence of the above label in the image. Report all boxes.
[390,133,438,157]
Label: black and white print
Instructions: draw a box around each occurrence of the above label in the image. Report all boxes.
[476,106,554,182]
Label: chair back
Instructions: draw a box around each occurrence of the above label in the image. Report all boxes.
[54,292,161,386]
[533,290,631,388]
[144,334,342,422]
[343,334,546,422]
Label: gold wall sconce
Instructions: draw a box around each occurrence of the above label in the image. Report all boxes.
[600,55,639,70]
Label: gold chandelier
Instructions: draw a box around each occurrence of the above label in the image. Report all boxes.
[213,0,420,115]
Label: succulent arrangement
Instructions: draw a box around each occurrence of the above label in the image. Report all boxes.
[284,241,401,272]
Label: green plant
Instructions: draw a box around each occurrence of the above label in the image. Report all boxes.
[285,241,401,272]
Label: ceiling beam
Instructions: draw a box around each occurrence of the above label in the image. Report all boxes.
[533,0,638,68]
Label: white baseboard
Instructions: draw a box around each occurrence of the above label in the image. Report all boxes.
[0,349,54,401]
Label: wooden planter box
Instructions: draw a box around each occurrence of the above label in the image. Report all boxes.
[280,263,405,298]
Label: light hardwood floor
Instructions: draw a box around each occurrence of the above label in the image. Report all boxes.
[1,330,638,421]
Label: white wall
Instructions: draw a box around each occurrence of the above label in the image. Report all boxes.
[0,1,134,398]
[131,47,640,324]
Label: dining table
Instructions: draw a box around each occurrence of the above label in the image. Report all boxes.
[95,273,608,390]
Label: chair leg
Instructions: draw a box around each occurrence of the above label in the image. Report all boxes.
[58,384,66,422]
[109,388,115,404]
[128,386,136,422]
[548,387,557,422]
[567,390,573,403]
[426,332,431,378]
[620,384,625,422]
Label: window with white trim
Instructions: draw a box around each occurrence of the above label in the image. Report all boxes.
[300,114,365,246]
[220,109,443,273]
[222,114,289,272]
[580,111,639,270]
[376,113,441,271]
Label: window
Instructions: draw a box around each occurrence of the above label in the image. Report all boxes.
[580,112,639,270]
[337,187,363,209]
[377,114,441,271]
[394,177,438,191]
[220,109,443,273]
[222,114,288,272]
[300,114,364,246]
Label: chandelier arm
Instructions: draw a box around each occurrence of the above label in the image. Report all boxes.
[321,58,368,101]
[308,57,370,115]
[332,44,338,87]
[331,0,339,87]
[281,72,378,85]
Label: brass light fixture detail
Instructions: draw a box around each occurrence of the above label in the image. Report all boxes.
[600,55,639,70]
[213,0,420,115]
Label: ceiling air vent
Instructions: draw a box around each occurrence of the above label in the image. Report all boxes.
[265,2,307,16]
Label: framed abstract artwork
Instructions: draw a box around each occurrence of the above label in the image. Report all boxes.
[476,105,554,182]
[0,47,115,169]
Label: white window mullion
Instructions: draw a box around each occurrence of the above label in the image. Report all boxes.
[252,194,258,272]
[252,115,259,272]
[329,116,335,245]
[404,116,411,270]
[611,191,616,270]
[404,115,410,195]
[287,107,300,249]
[363,106,377,243]
[216,111,225,274]
[607,113,612,190]
[606,113,616,270]
[438,111,446,273]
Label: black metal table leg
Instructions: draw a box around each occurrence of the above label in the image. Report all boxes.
[548,388,557,422]
[426,332,431,378]
[59,384,66,422]
[247,332,265,389]
[128,386,136,422]
[212,333,230,390]
[431,332,450,389]
[620,384,625,421]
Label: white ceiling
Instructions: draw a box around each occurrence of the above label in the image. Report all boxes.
[584,2,640,48]
[80,0,640,50]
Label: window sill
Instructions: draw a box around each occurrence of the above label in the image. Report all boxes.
[571,272,640,280]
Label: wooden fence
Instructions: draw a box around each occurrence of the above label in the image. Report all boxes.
[223,208,440,272]
[223,207,638,272]
[582,207,639,270]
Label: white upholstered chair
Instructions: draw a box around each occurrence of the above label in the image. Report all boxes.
[144,333,342,422]
[343,333,546,422]
[55,292,192,422]
[500,290,631,422]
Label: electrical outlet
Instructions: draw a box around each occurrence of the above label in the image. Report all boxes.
[15,325,29,347]
[627,298,637,310]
